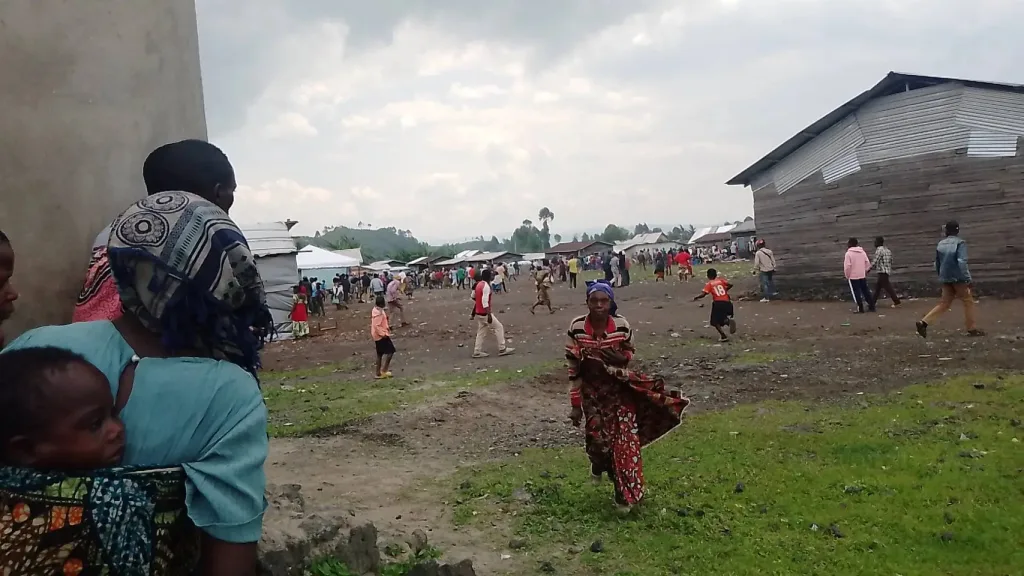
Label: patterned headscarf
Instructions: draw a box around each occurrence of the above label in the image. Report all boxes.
[585,280,618,316]
[107,192,272,375]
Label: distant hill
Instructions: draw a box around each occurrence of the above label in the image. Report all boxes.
[297,226,486,262]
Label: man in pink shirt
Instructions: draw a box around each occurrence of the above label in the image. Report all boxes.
[844,237,876,313]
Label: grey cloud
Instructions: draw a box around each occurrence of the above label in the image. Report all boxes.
[197,0,662,136]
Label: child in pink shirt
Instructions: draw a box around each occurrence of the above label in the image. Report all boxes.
[371,295,396,378]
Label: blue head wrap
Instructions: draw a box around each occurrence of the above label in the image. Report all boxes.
[585,280,617,316]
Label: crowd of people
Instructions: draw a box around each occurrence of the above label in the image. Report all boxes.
[0,136,991,573]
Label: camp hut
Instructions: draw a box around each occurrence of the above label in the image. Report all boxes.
[547,240,613,258]
[240,222,299,339]
[614,233,681,258]
[466,251,523,266]
[729,219,757,258]
[297,245,360,283]
[727,72,1024,297]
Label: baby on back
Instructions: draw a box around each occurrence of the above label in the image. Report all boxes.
[0,346,125,469]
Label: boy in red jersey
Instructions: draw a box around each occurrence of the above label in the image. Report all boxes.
[693,268,737,342]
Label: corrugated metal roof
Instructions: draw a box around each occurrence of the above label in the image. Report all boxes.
[467,251,523,262]
[333,248,363,264]
[957,87,1024,135]
[547,240,613,253]
[966,129,1019,157]
[729,220,756,234]
[727,72,1024,186]
[239,222,298,257]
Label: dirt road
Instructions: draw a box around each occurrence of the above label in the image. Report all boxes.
[261,267,1024,573]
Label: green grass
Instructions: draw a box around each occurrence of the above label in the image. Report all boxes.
[264,362,560,437]
[450,374,1024,575]
[308,548,443,576]
[261,360,364,382]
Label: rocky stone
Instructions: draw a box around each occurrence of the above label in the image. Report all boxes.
[407,560,440,576]
[511,487,533,503]
[509,538,528,550]
[439,559,477,576]
[408,529,429,555]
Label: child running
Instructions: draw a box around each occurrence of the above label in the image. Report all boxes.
[0,346,126,469]
[371,295,396,379]
[693,268,738,342]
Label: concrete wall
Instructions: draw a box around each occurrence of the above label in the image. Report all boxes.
[0,0,207,337]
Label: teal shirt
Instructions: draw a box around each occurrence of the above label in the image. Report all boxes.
[3,321,268,543]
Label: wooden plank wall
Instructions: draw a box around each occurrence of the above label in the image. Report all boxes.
[752,141,1024,298]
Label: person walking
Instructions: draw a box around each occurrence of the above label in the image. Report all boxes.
[567,254,580,289]
[916,221,983,338]
[472,270,514,358]
[753,239,777,302]
[870,236,901,307]
[844,238,876,313]
[385,275,409,327]
[530,260,555,315]
[566,281,689,513]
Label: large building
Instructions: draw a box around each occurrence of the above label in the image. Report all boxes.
[728,72,1024,297]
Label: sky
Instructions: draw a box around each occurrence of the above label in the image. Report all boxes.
[197,0,1024,244]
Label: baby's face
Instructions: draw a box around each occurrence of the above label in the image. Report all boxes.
[28,361,126,470]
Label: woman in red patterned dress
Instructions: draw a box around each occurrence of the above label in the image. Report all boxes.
[566,281,689,513]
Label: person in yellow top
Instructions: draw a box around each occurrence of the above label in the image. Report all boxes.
[567,254,580,289]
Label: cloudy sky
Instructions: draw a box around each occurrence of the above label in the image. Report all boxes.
[197,0,1022,243]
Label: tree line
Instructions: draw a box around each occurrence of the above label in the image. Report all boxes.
[300,208,704,262]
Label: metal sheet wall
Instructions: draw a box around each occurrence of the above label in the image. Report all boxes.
[856,84,968,164]
[957,87,1024,135]
[770,115,866,193]
[967,129,1020,157]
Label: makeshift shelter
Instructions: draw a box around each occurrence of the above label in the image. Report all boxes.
[614,233,681,257]
[466,251,522,265]
[240,222,299,339]
[547,240,613,258]
[297,245,361,281]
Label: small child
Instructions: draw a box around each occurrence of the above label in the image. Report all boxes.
[291,285,309,339]
[693,268,738,342]
[0,346,126,469]
[371,295,396,379]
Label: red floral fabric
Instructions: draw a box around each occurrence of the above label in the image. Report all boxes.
[566,313,689,506]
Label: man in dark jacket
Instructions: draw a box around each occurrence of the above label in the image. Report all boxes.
[916,221,983,338]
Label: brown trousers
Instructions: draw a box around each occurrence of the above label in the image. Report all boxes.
[922,283,976,331]
[873,273,900,305]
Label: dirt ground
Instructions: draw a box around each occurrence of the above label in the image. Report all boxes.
[261,268,1024,574]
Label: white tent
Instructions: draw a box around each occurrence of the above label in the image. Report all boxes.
[241,222,299,340]
[297,245,360,280]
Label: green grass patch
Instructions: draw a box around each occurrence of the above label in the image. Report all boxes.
[308,548,443,576]
[265,362,560,437]
[261,360,364,382]
[450,374,1024,575]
